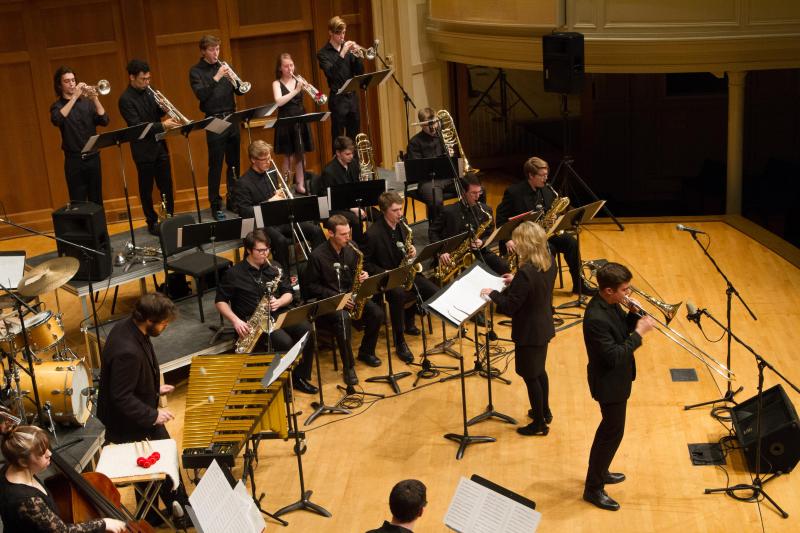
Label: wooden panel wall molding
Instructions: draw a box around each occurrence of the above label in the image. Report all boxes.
[0,0,376,239]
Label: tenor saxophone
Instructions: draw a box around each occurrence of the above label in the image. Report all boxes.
[235,262,283,353]
[435,203,493,284]
[348,241,368,320]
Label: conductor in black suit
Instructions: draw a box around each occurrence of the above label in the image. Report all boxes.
[496,156,595,295]
[481,222,556,436]
[96,293,189,523]
[429,174,509,276]
[581,262,654,511]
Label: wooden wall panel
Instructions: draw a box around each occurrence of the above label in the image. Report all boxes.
[149,0,220,36]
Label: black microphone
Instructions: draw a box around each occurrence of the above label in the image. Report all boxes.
[686,300,703,325]
[676,224,707,235]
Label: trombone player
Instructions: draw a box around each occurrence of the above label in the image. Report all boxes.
[189,34,248,221]
[50,66,110,205]
[582,262,654,512]
[119,59,181,236]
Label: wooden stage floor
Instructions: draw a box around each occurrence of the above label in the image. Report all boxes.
[3,201,800,532]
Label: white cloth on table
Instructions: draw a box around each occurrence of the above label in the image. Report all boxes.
[95,438,180,490]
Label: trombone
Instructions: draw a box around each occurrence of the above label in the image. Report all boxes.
[582,260,734,381]
[263,162,312,260]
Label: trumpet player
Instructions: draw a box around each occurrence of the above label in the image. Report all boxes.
[50,66,110,205]
[233,141,324,270]
[320,136,366,242]
[189,34,247,221]
[582,262,654,511]
[119,60,181,236]
[317,16,364,153]
[272,53,313,195]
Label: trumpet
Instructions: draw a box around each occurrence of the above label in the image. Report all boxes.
[349,40,378,60]
[147,86,191,126]
[292,74,327,105]
[220,60,251,93]
[81,79,110,98]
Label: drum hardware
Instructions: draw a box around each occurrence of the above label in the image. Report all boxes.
[0,310,65,354]
[43,400,59,443]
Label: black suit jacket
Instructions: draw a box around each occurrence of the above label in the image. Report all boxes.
[363,217,407,274]
[428,201,494,243]
[97,318,161,443]
[496,179,554,226]
[490,262,556,348]
[583,296,642,403]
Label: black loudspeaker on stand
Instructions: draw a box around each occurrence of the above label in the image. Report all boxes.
[731,384,800,475]
[52,203,112,281]
[543,32,584,94]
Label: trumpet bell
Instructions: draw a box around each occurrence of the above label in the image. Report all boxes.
[239,81,252,94]
[96,79,111,96]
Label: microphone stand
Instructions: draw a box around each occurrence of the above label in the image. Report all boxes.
[373,48,416,145]
[683,230,756,410]
[697,308,796,518]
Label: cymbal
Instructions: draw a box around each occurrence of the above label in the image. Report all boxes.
[17,257,79,297]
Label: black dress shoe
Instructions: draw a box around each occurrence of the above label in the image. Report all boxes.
[404,325,421,336]
[292,377,318,395]
[357,353,381,367]
[516,423,549,436]
[603,472,626,484]
[147,222,160,236]
[396,342,414,363]
[528,408,553,424]
[583,489,620,511]
[344,367,359,386]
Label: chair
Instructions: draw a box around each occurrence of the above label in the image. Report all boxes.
[159,213,232,323]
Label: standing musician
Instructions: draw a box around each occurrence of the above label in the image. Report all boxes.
[406,107,451,221]
[480,222,556,436]
[50,66,110,206]
[215,229,318,395]
[272,53,312,195]
[320,135,367,243]
[189,34,247,221]
[118,59,181,236]
[233,140,325,269]
[95,293,189,526]
[317,16,364,152]
[363,192,439,363]
[429,174,509,277]
[582,262,654,511]
[304,215,385,386]
[0,424,126,532]
[497,156,596,295]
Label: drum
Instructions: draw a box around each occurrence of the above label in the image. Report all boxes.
[16,360,91,425]
[0,311,64,354]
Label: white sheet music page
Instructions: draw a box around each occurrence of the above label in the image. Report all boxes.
[428,264,505,325]
[444,477,541,532]
[188,460,261,533]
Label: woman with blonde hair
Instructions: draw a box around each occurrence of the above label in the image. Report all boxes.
[481,221,557,435]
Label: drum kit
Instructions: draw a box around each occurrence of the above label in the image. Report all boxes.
[1,256,92,429]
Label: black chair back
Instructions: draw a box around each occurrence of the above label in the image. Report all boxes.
[159,213,197,258]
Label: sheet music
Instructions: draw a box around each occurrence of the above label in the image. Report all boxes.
[261,332,308,387]
[394,161,406,183]
[445,477,541,533]
[0,252,25,288]
[234,481,267,533]
[427,264,505,326]
[188,460,264,533]
[137,122,154,141]
[241,217,255,237]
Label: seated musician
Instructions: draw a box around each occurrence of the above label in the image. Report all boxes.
[363,192,439,363]
[429,174,509,278]
[496,156,596,296]
[304,215,385,386]
[320,135,367,243]
[215,229,318,395]
[0,424,127,532]
[234,140,325,269]
[406,107,452,221]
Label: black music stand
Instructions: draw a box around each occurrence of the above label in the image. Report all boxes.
[328,179,386,225]
[224,103,278,146]
[179,217,245,344]
[554,200,606,312]
[256,196,320,274]
[337,69,392,144]
[157,116,232,221]
[403,156,460,219]
[364,265,414,394]
[83,123,149,251]
[262,111,329,165]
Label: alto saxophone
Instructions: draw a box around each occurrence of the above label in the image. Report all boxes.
[348,241,367,320]
[235,262,283,353]
[400,217,422,290]
[435,203,493,284]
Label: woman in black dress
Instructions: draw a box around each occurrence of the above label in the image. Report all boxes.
[481,222,557,436]
[272,53,314,194]
[0,422,126,532]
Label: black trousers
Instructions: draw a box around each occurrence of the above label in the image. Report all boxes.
[385,273,438,345]
[205,126,240,211]
[419,178,456,222]
[316,300,383,369]
[548,233,579,287]
[136,155,174,224]
[265,222,325,271]
[64,152,102,205]
[585,400,628,491]
[329,93,360,154]
[257,321,314,381]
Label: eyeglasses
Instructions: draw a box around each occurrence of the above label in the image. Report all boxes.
[253,248,270,254]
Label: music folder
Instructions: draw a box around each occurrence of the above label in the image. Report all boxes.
[482,210,542,249]
[187,459,266,533]
[548,200,606,236]
[444,474,541,532]
[337,68,392,95]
